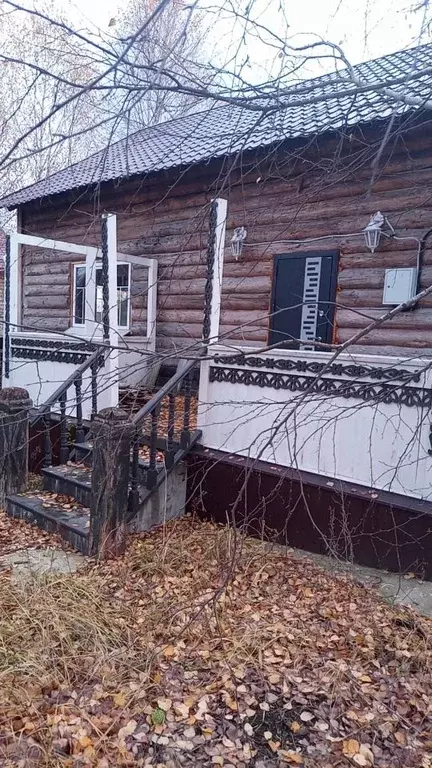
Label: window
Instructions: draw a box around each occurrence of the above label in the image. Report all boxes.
[269,251,339,350]
[73,262,131,329]
[74,265,86,326]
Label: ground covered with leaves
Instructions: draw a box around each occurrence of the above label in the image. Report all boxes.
[0,506,71,556]
[0,517,431,767]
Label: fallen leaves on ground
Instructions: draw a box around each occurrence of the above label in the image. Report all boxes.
[26,491,90,516]
[0,507,71,556]
[0,516,431,767]
[138,446,165,463]
[120,389,198,438]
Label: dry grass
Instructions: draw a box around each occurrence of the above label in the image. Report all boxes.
[0,517,431,767]
[0,575,141,688]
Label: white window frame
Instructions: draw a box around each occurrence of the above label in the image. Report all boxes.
[72,261,131,330]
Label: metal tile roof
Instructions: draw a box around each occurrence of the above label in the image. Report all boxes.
[2,42,432,208]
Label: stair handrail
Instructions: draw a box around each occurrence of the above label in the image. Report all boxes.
[131,357,197,428]
[30,344,110,466]
[128,357,198,513]
[30,346,108,424]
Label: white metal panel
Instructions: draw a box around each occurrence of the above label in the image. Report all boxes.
[198,346,432,500]
[383,268,417,305]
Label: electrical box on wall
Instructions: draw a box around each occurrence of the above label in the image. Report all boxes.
[383,267,418,305]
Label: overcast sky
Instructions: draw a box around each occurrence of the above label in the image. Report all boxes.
[70,0,430,78]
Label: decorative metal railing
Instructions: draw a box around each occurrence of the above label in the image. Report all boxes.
[128,358,198,514]
[30,346,108,466]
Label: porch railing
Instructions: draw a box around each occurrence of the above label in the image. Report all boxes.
[128,358,199,516]
[31,345,108,467]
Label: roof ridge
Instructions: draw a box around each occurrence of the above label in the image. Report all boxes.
[341,38,432,70]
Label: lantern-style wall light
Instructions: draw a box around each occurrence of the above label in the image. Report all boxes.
[363,211,395,253]
[231,227,247,260]
[363,211,385,253]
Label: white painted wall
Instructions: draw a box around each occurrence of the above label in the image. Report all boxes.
[4,331,158,415]
[118,336,159,388]
[63,330,158,390]
[4,332,114,419]
[198,345,432,500]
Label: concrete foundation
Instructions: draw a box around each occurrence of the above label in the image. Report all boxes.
[129,460,187,533]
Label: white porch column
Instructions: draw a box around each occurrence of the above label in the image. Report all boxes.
[146,257,158,350]
[3,234,20,381]
[198,199,227,435]
[104,213,119,346]
[9,234,20,331]
[206,198,227,344]
[101,213,119,407]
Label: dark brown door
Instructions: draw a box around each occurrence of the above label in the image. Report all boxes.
[269,251,338,350]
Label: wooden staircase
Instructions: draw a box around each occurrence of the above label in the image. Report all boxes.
[6,353,201,554]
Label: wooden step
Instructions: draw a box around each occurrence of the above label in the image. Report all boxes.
[6,492,89,554]
[11,428,202,553]
[42,459,165,511]
[72,442,166,484]
[42,464,92,507]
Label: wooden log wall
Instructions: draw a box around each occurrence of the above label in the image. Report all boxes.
[18,120,432,357]
[21,246,75,332]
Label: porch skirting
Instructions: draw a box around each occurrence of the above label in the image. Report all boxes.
[186,447,432,580]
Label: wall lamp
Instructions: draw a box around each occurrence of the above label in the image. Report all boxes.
[231,226,247,260]
[363,211,395,253]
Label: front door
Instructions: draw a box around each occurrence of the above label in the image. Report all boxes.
[269,250,339,350]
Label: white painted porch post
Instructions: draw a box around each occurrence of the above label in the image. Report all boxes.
[146,257,158,350]
[208,198,227,344]
[102,213,119,407]
[3,233,20,381]
[198,198,227,435]
[9,234,20,332]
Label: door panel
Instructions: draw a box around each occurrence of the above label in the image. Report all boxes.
[269,251,338,349]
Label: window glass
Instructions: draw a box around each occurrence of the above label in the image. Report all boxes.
[117,264,130,327]
[74,263,130,328]
[74,266,86,324]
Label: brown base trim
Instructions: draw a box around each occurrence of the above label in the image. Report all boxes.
[187,448,432,580]
[191,447,432,516]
